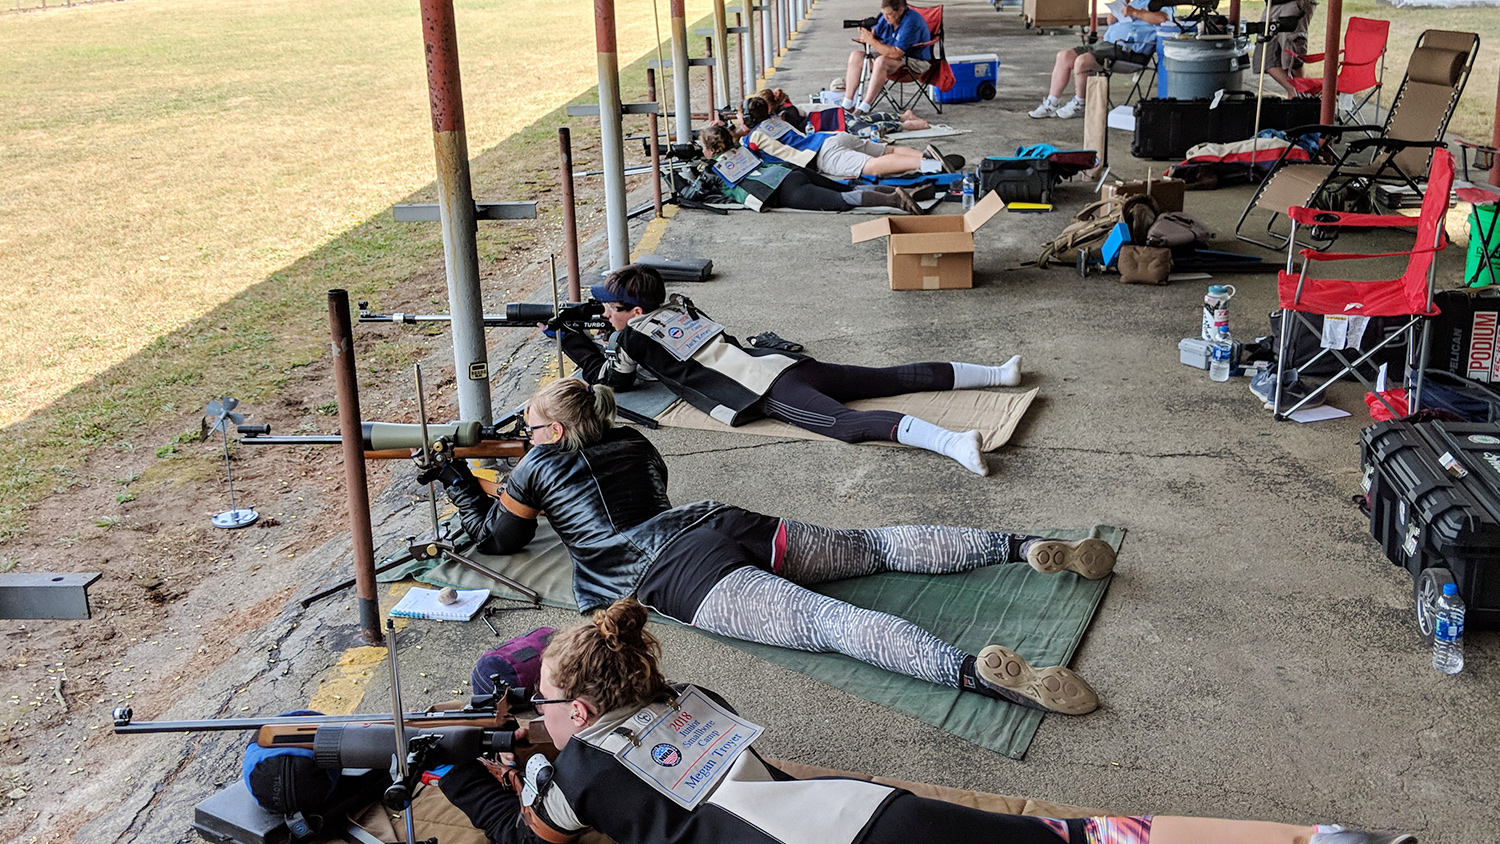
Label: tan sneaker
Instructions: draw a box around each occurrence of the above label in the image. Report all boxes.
[975,646,1099,715]
[1026,538,1116,579]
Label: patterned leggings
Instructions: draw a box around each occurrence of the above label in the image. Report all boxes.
[689,520,1029,687]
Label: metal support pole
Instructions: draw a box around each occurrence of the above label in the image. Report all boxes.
[705,38,717,111]
[419,0,492,426]
[762,2,775,70]
[328,289,381,645]
[711,0,732,110]
[736,12,747,103]
[1319,0,1342,126]
[670,0,693,143]
[1491,71,1500,188]
[648,70,664,218]
[781,0,792,49]
[557,128,582,301]
[594,0,631,270]
[741,3,758,94]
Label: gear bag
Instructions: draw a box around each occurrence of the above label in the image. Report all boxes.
[472,627,556,697]
[1036,194,1159,268]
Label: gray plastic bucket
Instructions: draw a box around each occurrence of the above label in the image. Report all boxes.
[1161,37,1247,99]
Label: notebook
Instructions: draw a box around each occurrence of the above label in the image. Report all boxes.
[389,587,490,621]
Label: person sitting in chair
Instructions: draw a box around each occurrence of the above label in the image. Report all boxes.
[1030,0,1171,120]
[840,0,932,117]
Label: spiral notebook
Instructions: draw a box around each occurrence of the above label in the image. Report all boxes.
[389,587,490,621]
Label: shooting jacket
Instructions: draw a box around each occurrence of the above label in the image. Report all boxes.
[440,685,906,844]
[501,427,731,613]
[559,299,805,427]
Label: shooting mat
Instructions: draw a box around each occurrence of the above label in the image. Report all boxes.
[618,387,1039,454]
[381,519,1121,759]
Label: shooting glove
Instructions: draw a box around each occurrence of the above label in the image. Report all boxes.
[415,457,473,489]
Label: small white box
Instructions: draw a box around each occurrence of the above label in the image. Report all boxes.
[1179,337,1212,370]
[817,90,844,105]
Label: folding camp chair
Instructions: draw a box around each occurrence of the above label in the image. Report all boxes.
[1108,50,1157,108]
[1289,16,1389,125]
[870,5,955,115]
[1235,29,1477,252]
[1270,148,1454,419]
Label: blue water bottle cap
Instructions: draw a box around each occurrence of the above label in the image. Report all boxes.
[1442,583,1458,596]
[1209,284,1231,295]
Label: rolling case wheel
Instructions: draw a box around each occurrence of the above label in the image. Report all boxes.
[977,81,997,101]
[1414,566,1456,644]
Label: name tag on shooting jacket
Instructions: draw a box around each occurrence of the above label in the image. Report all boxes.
[754,116,794,141]
[615,686,763,810]
[713,146,762,184]
[642,308,725,361]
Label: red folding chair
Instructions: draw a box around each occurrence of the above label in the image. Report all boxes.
[1289,16,1389,124]
[1271,148,1454,419]
[871,4,955,115]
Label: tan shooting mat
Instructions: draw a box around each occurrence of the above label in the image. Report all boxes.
[654,387,1038,452]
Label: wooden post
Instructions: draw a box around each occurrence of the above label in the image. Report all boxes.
[1319,0,1342,126]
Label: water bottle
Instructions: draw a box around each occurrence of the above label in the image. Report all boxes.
[1433,582,1466,674]
[1202,284,1236,341]
[1209,331,1233,382]
[961,169,976,210]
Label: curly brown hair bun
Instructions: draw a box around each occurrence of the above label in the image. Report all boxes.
[545,598,672,715]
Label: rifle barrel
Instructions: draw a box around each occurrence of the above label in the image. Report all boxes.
[112,708,504,734]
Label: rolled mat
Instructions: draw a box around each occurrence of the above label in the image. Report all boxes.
[381,519,1121,759]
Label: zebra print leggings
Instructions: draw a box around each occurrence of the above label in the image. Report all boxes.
[689,520,1028,687]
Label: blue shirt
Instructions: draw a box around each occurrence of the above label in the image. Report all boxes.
[872,9,932,62]
[1104,0,1171,51]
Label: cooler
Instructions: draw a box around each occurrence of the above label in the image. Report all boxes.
[1361,419,1500,636]
[933,53,999,103]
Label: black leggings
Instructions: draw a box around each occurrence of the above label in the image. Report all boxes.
[772,170,852,211]
[861,793,1077,844]
[760,360,955,442]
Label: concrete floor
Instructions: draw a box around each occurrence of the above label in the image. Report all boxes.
[97,4,1498,843]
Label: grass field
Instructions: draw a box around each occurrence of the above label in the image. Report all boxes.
[0,0,716,539]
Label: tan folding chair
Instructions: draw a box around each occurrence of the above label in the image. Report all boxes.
[1235,30,1478,251]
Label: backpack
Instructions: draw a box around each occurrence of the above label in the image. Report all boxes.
[1036,195,1159,269]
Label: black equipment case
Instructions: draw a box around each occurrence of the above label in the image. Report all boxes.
[1426,288,1500,383]
[1132,95,1323,160]
[977,156,1055,204]
[1361,420,1500,633]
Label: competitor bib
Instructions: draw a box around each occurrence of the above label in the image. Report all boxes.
[712,146,762,184]
[640,307,724,361]
[614,686,763,810]
[754,116,794,141]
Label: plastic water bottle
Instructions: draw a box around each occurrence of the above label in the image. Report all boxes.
[1433,582,1466,674]
[1202,284,1236,341]
[1209,331,1233,382]
[961,169,976,210]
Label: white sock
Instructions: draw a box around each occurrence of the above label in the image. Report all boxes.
[1069,95,1085,106]
[919,159,941,174]
[1042,95,1059,107]
[855,101,872,113]
[951,355,1022,389]
[896,416,988,475]
[841,97,856,110]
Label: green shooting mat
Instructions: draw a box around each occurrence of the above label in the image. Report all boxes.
[379,519,1123,759]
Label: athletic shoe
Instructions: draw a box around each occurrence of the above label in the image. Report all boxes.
[1028,98,1060,119]
[893,187,925,215]
[1248,367,1325,411]
[1309,831,1416,844]
[1054,96,1086,119]
[923,143,963,173]
[1027,538,1116,579]
[975,646,1099,715]
[906,182,938,203]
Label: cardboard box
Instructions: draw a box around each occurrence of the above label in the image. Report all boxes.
[850,191,1005,290]
[1102,177,1186,212]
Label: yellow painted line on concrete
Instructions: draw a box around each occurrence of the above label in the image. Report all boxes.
[631,204,678,262]
[306,583,414,715]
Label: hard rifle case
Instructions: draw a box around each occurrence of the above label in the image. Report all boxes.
[1361,419,1500,628]
[1131,95,1323,160]
[977,156,1054,204]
